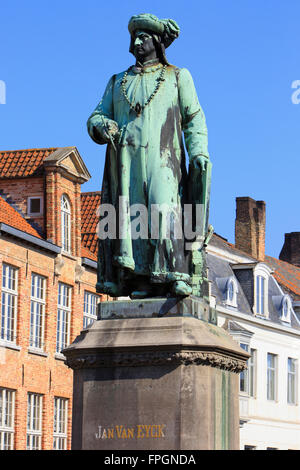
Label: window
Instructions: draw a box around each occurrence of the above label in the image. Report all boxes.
[249,349,257,398]
[253,264,272,317]
[244,445,256,450]
[240,343,249,393]
[281,296,292,323]
[267,353,277,401]
[1,264,18,343]
[27,393,43,450]
[255,275,266,315]
[226,277,238,307]
[83,292,98,328]
[216,276,238,308]
[0,388,15,450]
[61,195,71,253]
[56,283,71,353]
[287,358,297,405]
[30,274,46,350]
[53,397,68,450]
[27,197,43,217]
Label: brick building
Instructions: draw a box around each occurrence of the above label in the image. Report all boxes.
[0,147,105,450]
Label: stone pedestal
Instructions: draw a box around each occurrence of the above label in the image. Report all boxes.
[63,298,248,450]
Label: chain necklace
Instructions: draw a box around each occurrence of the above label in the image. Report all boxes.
[121,65,167,117]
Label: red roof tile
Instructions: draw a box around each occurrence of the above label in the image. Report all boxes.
[0,196,42,239]
[0,148,58,179]
[265,255,300,300]
[81,191,101,255]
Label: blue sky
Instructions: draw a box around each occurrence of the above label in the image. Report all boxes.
[0,0,299,258]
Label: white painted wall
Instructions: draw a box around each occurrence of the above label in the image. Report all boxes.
[217,309,300,450]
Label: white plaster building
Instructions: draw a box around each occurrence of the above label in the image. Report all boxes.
[207,197,300,450]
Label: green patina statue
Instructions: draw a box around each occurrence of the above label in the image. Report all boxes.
[87,13,212,299]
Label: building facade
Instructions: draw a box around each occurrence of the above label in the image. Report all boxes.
[1,148,300,450]
[207,197,300,450]
[0,147,105,450]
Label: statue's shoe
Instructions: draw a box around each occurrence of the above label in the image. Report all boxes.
[171,281,192,297]
[130,290,152,299]
[96,282,120,296]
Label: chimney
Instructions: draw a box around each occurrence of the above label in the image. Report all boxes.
[235,197,266,261]
[279,232,300,267]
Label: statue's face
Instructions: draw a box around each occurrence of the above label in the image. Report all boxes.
[133,30,157,61]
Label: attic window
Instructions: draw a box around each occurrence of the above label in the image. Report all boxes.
[216,276,238,308]
[281,295,292,323]
[27,197,43,217]
[255,275,266,315]
[226,278,238,307]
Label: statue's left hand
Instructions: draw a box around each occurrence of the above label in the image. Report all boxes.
[192,155,209,172]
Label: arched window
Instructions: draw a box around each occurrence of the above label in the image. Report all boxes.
[61,195,71,253]
[281,295,292,323]
[253,264,272,317]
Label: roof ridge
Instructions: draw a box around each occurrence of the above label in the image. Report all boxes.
[265,254,300,271]
[81,191,101,196]
[0,147,63,153]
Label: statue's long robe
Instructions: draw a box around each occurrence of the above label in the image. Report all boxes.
[87,63,209,295]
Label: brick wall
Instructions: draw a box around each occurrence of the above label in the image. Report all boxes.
[279,232,300,267]
[0,177,45,233]
[0,234,99,449]
[235,197,266,261]
[0,154,102,450]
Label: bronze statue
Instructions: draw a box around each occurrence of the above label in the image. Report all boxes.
[87,13,212,299]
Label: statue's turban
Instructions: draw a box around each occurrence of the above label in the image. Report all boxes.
[128,13,180,48]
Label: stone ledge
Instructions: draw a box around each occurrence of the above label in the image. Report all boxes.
[65,348,246,373]
[63,316,249,373]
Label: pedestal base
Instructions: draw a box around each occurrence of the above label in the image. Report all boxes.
[64,307,248,450]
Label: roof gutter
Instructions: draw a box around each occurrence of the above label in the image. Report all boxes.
[0,222,61,254]
[81,257,97,270]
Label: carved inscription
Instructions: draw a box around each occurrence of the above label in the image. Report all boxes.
[95,424,166,440]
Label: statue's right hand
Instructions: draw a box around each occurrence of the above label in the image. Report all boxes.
[102,120,119,142]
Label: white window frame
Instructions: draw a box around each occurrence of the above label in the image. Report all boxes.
[249,348,257,398]
[61,195,71,253]
[27,196,43,217]
[1,264,18,343]
[30,274,46,350]
[53,397,68,450]
[253,264,272,317]
[0,388,15,450]
[83,291,99,328]
[240,343,249,393]
[267,353,277,401]
[56,283,71,353]
[226,277,238,307]
[287,357,297,405]
[281,295,292,323]
[27,393,43,450]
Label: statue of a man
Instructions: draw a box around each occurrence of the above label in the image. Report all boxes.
[87,13,211,299]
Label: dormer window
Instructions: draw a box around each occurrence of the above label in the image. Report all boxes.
[253,264,272,317]
[281,295,292,323]
[27,196,43,217]
[226,277,238,307]
[61,195,71,253]
[216,276,238,308]
[255,275,266,315]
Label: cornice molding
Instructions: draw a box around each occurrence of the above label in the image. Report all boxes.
[65,349,247,373]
